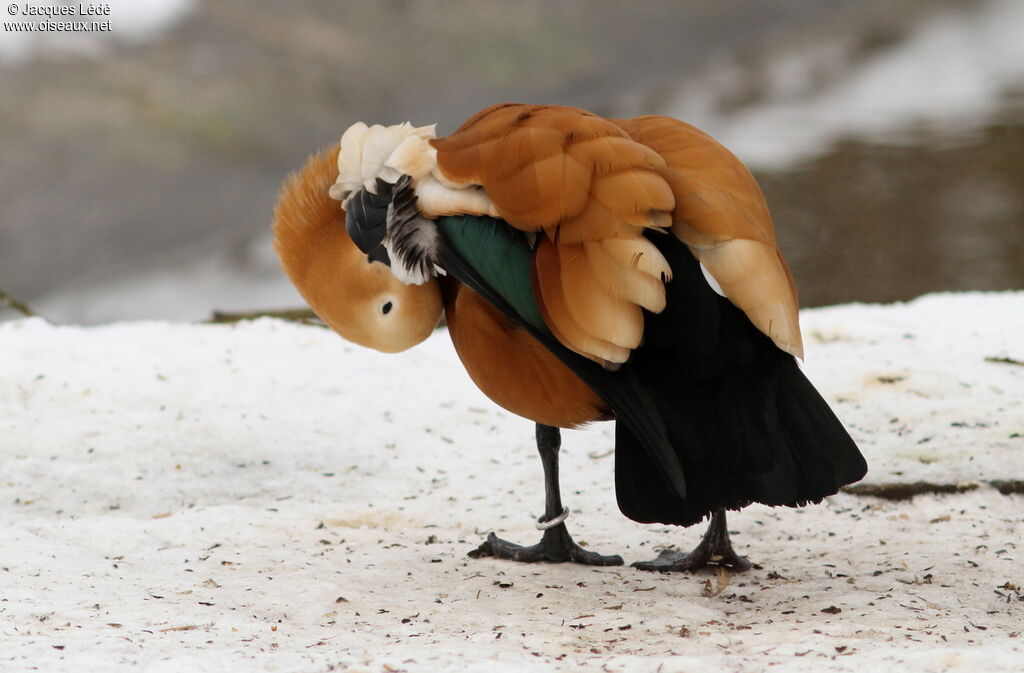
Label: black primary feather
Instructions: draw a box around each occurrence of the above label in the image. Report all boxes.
[345,178,393,263]
[612,233,868,526]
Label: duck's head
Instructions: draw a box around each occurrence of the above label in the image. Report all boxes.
[272,144,443,353]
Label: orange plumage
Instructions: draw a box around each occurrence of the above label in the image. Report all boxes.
[271,103,865,571]
[272,142,606,431]
[613,115,803,358]
[272,145,444,353]
[431,104,802,365]
[444,278,610,429]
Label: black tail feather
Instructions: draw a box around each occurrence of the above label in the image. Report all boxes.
[615,346,866,526]
[434,214,865,527]
[614,234,867,526]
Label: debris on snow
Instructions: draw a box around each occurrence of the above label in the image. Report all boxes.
[0,292,1021,672]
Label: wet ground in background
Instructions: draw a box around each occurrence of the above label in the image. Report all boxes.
[762,107,1024,307]
[0,0,1021,322]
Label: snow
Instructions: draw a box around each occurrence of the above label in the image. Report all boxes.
[1,292,1021,672]
[669,0,1024,169]
[800,292,1024,486]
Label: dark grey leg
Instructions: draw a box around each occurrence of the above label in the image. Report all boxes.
[632,508,752,572]
[468,424,623,566]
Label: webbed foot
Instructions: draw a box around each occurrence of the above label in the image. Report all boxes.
[633,509,751,572]
[469,523,623,566]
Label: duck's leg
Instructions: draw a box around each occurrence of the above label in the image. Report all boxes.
[632,509,752,572]
[468,423,623,566]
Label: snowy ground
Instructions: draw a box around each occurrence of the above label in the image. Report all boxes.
[1,292,1021,672]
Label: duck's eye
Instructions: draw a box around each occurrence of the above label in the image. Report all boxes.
[381,301,394,315]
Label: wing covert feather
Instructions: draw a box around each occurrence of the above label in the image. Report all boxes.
[613,115,804,358]
[533,237,632,366]
[432,104,677,364]
[433,105,803,362]
[583,240,666,312]
[558,243,645,350]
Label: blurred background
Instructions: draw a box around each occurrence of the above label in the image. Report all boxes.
[1,0,1021,324]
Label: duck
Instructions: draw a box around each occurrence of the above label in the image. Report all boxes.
[272,103,867,571]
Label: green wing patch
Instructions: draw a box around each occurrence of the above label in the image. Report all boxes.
[437,215,546,332]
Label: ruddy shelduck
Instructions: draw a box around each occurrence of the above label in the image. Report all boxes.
[272,104,867,571]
